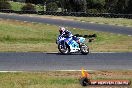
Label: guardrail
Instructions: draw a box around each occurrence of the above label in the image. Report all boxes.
[0,9,132,19]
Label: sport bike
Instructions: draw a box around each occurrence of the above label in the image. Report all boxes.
[56,35,89,55]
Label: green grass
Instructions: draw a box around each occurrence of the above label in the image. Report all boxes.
[0,72,80,88]
[9,1,43,11]
[0,71,131,88]
[0,19,132,52]
[64,16,132,27]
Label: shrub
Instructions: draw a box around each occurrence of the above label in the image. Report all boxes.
[46,2,58,12]
[21,3,36,11]
[87,9,99,14]
[0,1,11,10]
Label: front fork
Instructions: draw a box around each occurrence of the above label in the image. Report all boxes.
[61,41,67,49]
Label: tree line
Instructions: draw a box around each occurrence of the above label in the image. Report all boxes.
[25,0,132,14]
[1,0,132,14]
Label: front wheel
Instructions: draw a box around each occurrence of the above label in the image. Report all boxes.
[80,44,89,55]
[58,43,70,55]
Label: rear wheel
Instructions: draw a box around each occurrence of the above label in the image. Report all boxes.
[58,43,70,55]
[80,44,89,55]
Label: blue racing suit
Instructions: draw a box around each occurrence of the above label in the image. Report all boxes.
[61,30,73,38]
[60,30,79,42]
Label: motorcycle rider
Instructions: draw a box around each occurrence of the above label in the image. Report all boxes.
[59,27,73,38]
[59,27,79,42]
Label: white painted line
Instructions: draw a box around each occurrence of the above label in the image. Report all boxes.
[31,22,36,23]
[55,70,94,72]
[45,52,59,53]
[128,35,132,36]
[19,15,23,16]
[24,21,28,22]
[0,71,23,73]
[89,22,95,23]
[81,21,85,22]
[0,70,95,72]
[92,52,117,53]
[29,15,33,17]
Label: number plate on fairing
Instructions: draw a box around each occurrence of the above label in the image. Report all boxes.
[64,38,79,48]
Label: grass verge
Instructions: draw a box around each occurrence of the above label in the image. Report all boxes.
[0,18,132,52]
[62,16,132,27]
[29,15,132,27]
[0,71,131,88]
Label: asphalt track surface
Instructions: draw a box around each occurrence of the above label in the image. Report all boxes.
[0,52,132,71]
[0,13,132,35]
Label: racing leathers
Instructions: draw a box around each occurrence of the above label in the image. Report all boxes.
[60,30,79,43]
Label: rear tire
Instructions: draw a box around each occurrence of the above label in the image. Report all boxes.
[58,43,70,55]
[80,44,89,55]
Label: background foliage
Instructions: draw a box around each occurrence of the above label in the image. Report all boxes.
[1,0,132,13]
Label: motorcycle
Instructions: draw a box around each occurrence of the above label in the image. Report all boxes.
[56,34,90,55]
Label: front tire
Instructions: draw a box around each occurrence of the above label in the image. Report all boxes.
[58,43,70,55]
[80,44,89,55]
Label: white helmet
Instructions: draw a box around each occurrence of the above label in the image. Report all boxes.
[59,27,65,34]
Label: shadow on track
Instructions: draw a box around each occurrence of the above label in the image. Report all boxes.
[46,52,88,55]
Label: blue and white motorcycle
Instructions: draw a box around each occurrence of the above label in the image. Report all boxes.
[56,35,89,55]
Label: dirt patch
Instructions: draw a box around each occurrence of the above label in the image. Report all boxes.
[33,70,132,79]
[91,70,132,79]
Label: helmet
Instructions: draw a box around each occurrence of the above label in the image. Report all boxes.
[59,27,65,34]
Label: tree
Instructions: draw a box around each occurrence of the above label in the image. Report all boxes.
[86,0,105,13]
[0,0,11,10]
[126,0,132,13]
[46,2,58,11]
[105,0,118,13]
[41,0,48,11]
[59,0,66,12]
[115,0,129,13]
[62,0,87,12]
[74,0,87,12]
[26,0,43,4]
[105,0,130,13]
[21,3,36,11]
